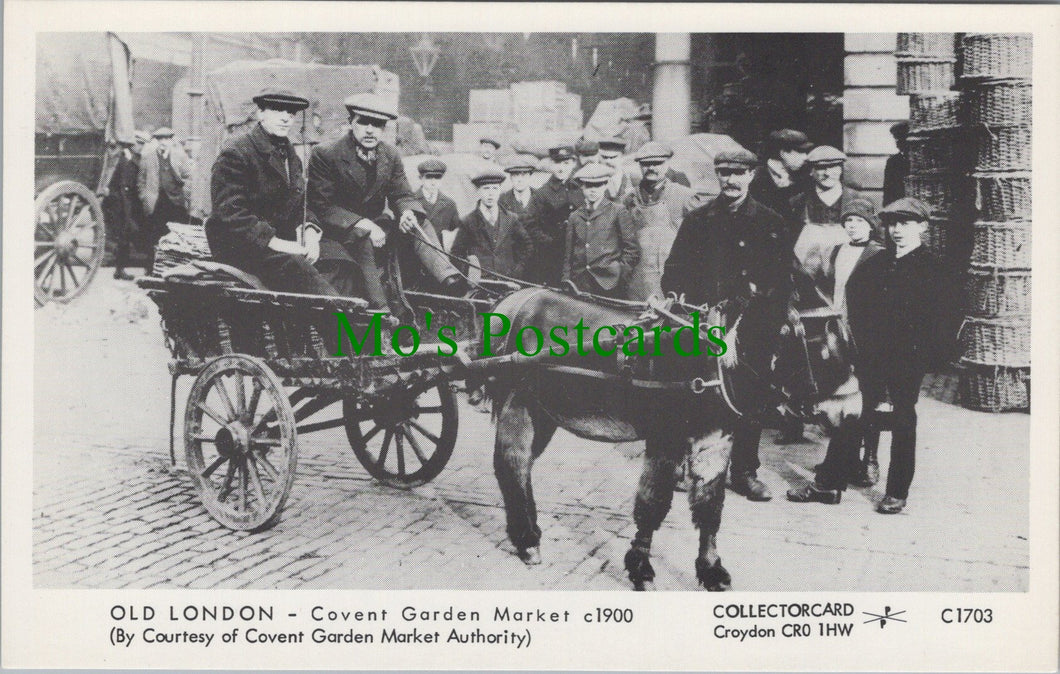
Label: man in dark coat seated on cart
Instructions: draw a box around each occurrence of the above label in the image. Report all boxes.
[308,93,467,312]
[204,87,338,299]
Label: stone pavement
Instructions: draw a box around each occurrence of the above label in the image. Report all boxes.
[32,276,1030,591]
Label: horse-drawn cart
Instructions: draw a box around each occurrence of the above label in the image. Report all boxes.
[137,267,507,531]
[35,32,135,306]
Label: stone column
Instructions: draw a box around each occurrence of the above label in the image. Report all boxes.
[652,33,691,143]
[843,33,909,206]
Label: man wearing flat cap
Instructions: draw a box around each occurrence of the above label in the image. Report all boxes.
[750,128,813,220]
[562,163,639,298]
[138,126,193,271]
[453,168,530,283]
[576,138,601,165]
[624,141,701,301]
[597,137,633,202]
[498,155,537,217]
[204,87,338,299]
[308,92,465,309]
[415,158,461,250]
[101,130,149,279]
[662,148,792,502]
[789,197,958,514]
[522,145,583,285]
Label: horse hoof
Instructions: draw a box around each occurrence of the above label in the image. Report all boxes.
[517,547,542,565]
[624,547,656,590]
[631,579,656,592]
[696,558,732,592]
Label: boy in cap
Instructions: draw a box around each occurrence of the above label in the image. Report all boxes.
[789,197,955,511]
[624,141,700,301]
[415,158,461,249]
[750,128,813,220]
[479,137,501,163]
[205,87,338,300]
[562,163,639,298]
[576,138,601,165]
[522,145,583,285]
[308,92,465,309]
[662,149,792,502]
[498,155,537,217]
[454,168,531,283]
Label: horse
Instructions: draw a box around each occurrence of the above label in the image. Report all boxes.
[484,286,858,590]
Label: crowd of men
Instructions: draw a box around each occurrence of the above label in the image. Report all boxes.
[109,84,952,516]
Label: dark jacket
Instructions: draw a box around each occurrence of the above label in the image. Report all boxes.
[662,196,790,308]
[883,152,909,206]
[521,175,583,284]
[452,205,530,280]
[499,187,535,217]
[418,189,462,232]
[204,123,314,264]
[846,245,956,376]
[307,134,418,239]
[750,164,810,221]
[562,199,639,292]
[789,185,870,227]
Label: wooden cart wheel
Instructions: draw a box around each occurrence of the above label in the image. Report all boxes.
[184,355,298,531]
[344,381,458,488]
[34,181,106,307]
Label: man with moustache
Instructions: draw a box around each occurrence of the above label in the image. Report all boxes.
[308,93,465,310]
[522,145,583,285]
[624,141,700,301]
[204,87,337,298]
[599,137,634,202]
[662,149,791,502]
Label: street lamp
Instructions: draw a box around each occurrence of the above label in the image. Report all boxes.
[409,34,441,138]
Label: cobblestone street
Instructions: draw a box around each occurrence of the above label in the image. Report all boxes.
[33,277,1030,591]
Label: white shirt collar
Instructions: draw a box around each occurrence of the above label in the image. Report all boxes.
[479,203,498,223]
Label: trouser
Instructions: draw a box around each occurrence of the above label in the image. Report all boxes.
[317,234,389,309]
[144,194,189,272]
[815,365,923,496]
[729,420,762,478]
[569,270,625,299]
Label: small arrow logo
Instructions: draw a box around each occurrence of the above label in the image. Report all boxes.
[863,606,907,628]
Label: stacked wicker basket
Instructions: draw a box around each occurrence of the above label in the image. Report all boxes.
[957,33,1032,411]
[896,33,967,261]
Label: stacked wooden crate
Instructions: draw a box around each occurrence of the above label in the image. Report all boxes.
[455,81,583,152]
[957,34,1032,411]
[896,33,967,261]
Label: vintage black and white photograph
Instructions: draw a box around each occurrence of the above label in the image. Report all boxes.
[27,27,1039,597]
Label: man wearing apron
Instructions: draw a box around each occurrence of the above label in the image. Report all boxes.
[623,141,701,302]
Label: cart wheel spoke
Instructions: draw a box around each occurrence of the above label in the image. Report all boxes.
[377,428,393,468]
[63,261,81,289]
[360,423,383,445]
[400,425,430,465]
[214,377,238,422]
[34,182,105,306]
[196,401,229,426]
[246,457,268,507]
[201,454,227,479]
[395,431,406,476]
[68,252,91,269]
[239,461,249,512]
[415,405,443,414]
[245,378,263,422]
[233,372,246,416]
[35,250,55,269]
[253,451,280,480]
[251,436,283,447]
[408,419,440,445]
[217,459,238,502]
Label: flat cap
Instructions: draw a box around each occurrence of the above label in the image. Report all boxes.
[471,167,507,187]
[633,141,673,162]
[548,145,577,162]
[840,199,879,226]
[479,137,502,149]
[151,126,175,139]
[769,128,813,152]
[417,158,447,178]
[573,163,613,185]
[133,130,151,144]
[576,138,600,156]
[252,87,310,112]
[598,137,627,152]
[504,155,538,174]
[344,92,397,121]
[806,145,847,166]
[880,197,931,222]
[714,149,759,168]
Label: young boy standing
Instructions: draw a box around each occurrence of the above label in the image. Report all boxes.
[788,197,953,513]
[562,163,639,299]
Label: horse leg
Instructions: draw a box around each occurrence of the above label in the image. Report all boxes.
[625,433,682,591]
[493,390,556,565]
[687,428,734,591]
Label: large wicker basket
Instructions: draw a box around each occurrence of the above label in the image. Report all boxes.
[966,267,1032,317]
[974,125,1032,172]
[909,92,963,133]
[974,172,1031,222]
[905,173,966,216]
[961,33,1032,80]
[896,57,956,95]
[967,80,1032,126]
[970,221,1031,269]
[960,315,1030,366]
[908,133,960,173]
[896,33,957,58]
[959,365,1030,412]
[924,217,951,259]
